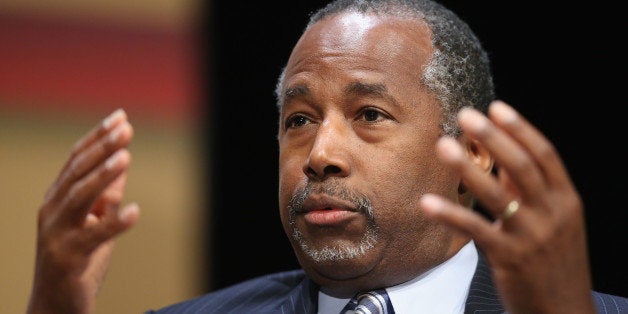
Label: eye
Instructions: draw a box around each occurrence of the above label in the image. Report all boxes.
[285,114,312,129]
[359,108,389,122]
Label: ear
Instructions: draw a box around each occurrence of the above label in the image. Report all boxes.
[457,137,494,195]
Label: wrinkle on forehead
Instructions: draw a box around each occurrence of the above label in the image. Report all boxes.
[283,12,434,95]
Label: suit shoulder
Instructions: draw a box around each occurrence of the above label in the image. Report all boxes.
[592,291,628,314]
[146,269,309,314]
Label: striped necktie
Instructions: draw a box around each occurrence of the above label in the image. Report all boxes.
[340,289,395,314]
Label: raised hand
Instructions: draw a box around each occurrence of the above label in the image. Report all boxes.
[27,109,140,314]
[420,100,595,313]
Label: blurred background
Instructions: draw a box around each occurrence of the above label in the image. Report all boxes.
[1,1,625,313]
[0,0,206,313]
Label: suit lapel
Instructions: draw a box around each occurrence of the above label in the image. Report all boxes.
[275,252,506,313]
[278,275,319,314]
[464,253,506,313]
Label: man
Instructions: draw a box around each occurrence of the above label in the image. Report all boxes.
[27,0,627,313]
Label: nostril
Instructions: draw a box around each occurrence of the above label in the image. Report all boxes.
[305,165,341,179]
[324,165,341,174]
[306,167,318,177]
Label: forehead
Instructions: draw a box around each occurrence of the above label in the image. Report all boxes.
[282,12,433,99]
[284,12,433,81]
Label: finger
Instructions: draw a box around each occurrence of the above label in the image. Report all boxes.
[420,193,503,249]
[45,109,128,201]
[489,101,574,190]
[457,106,546,206]
[48,121,133,204]
[70,109,128,160]
[60,149,131,225]
[435,137,511,219]
[84,202,140,252]
[89,172,128,218]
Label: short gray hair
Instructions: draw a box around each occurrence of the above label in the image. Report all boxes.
[275,0,495,136]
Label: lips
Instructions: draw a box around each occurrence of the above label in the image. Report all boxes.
[298,193,358,213]
[297,194,359,226]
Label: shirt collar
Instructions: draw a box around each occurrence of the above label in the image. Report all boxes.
[317,241,478,314]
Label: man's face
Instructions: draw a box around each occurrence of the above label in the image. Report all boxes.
[277,12,463,295]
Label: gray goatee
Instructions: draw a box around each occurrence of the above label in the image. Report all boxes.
[287,182,378,262]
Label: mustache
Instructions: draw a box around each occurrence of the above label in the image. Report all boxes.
[288,181,373,216]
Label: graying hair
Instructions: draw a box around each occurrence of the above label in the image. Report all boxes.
[274,0,495,136]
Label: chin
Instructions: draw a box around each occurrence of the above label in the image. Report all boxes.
[305,255,379,288]
[290,228,378,261]
[292,239,380,280]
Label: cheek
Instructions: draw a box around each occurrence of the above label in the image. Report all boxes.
[278,155,305,210]
[367,145,455,224]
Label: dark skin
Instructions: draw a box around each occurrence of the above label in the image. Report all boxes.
[277,12,595,313]
[422,104,595,313]
[277,13,478,297]
[27,11,595,314]
[27,109,139,314]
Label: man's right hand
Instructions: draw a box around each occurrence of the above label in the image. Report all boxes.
[27,109,140,314]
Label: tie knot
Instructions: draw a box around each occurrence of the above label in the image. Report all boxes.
[341,289,395,314]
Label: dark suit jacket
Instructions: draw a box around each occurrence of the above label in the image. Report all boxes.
[147,255,627,313]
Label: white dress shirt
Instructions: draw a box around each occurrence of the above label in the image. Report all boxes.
[318,241,478,314]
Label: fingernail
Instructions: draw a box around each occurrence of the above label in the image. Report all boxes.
[491,101,518,123]
[421,193,442,206]
[103,109,126,129]
[458,107,487,132]
[420,194,444,214]
[108,123,125,143]
[437,137,465,161]
[119,202,139,222]
[105,150,125,170]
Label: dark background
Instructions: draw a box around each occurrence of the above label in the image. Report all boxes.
[205,1,626,297]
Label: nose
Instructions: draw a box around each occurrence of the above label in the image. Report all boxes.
[303,119,351,181]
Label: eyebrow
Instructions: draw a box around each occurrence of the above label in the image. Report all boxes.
[344,82,388,98]
[284,85,310,102]
[283,81,397,106]
[345,82,400,108]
